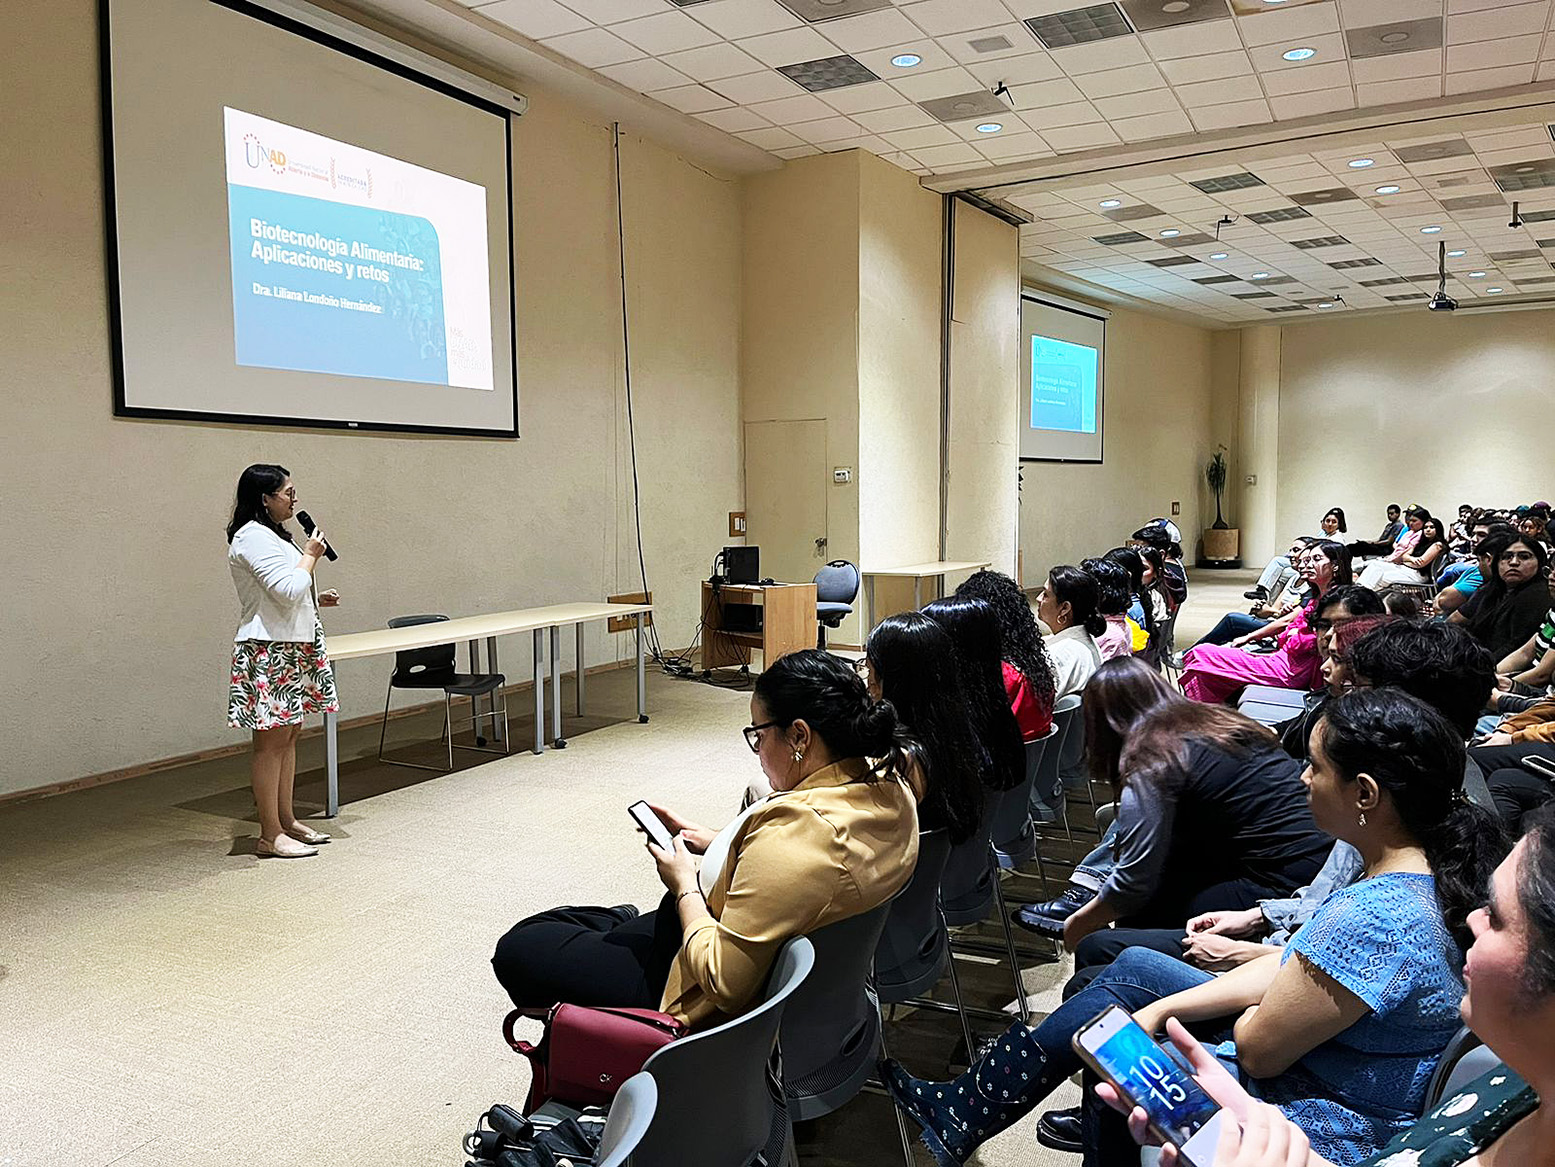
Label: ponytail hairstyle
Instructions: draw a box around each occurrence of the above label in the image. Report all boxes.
[226,463,293,545]
[1134,544,1178,615]
[953,569,1058,712]
[752,649,920,786]
[866,613,986,843]
[921,596,1025,794]
[1317,689,1512,951]
[1102,546,1157,642]
[1047,564,1107,638]
[1080,557,1131,620]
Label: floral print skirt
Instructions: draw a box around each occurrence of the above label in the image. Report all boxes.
[228,620,340,730]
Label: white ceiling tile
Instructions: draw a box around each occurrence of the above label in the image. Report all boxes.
[541,27,646,68]
[976,130,1052,158]
[659,42,765,81]
[820,9,923,53]
[1113,109,1196,142]
[817,81,910,113]
[737,125,804,148]
[1445,61,1539,90]
[1073,62,1169,98]
[1010,77,1087,107]
[913,141,987,167]
[1337,0,1445,26]
[1049,37,1152,74]
[1094,89,1179,119]
[560,0,667,21]
[1357,75,1446,103]
[1259,58,1353,93]
[1538,59,1555,79]
[694,105,772,132]
[597,57,695,90]
[888,64,982,99]
[1446,34,1544,70]
[705,70,804,103]
[607,10,722,54]
[1268,87,1358,117]
[1140,20,1247,61]
[882,123,961,148]
[965,50,1063,85]
[747,92,837,123]
[1174,74,1267,107]
[852,104,935,132]
[1042,123,1123,150]
[1159,51,1256,84]
[900,0,1021,36]
[788,115,867,144]
[1248,33,1349,71]
[1235,3,1342,46]
[942,23,1048,64]
[1018,101,1105,128]
[1447,3,1550,42]
[476,0,590,39]
[773,144,822,158]
[824,134,893,154]
[686,0,802,39]
[735,26,838,66]
[650,83,735,113]
[1350,47,1444,82]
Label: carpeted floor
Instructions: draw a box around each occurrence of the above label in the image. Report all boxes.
[0,569,1256,1167]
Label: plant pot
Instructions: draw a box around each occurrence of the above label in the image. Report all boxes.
[1202,528,1240,561]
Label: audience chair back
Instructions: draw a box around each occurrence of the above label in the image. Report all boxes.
[875,830,953,1003]
[387,614,456,684]
[1424,1027,1504,1110]
[778,899,895,1121]
[939,787,1002,926]
[813,560,861,649]
[1057,694,1090,791]
[594,1072,657,1167]
[993,724,1061,869]
[1095,801,1118,835]
[1032,695,1082,832]
[634,937,814,1167]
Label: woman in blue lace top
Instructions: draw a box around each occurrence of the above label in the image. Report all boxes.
[883,689,1512,1167]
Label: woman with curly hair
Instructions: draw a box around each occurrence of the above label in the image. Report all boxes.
[955,569,1057,742]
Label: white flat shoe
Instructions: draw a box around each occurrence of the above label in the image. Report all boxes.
[285,823,331,845]
[257,836,318,859]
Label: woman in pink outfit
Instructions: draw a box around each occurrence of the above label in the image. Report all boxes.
[1180,541,1353,704]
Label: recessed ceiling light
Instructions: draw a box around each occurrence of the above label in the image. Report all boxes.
[976,122,1003,133]
[1160,228,1181,237]
[1209,252,1228,260]
[1318,301,1334,308]
[1420,225,1442,234]
[1447,249,1466,257]
[1487,287,1503,293]
[1348,158,1375,168]
[1374,185,1401,194]
[1380,30,1409,44]
[1162,0,1190,10]
[1099,199,1122,208]
[890,53,922,68]
[1468,271,1486,278]
[1251,271,1270,279]
[1282,46,1317,61]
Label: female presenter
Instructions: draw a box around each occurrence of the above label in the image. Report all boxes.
[226,464,340,858]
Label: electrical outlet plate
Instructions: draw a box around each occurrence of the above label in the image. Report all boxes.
[729,512,745,537]
[833,466,853,484]
[1245,474,1258,485]
[1171,501,1180,516]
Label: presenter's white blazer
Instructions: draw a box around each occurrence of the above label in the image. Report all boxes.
[229,521,319,643]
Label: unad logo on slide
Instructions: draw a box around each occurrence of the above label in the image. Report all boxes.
[243,132,286,174]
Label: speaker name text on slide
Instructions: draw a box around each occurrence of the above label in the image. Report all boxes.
[1031,334,1099,435]
[223,107,494,391]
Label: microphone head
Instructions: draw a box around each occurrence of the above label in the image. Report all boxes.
[296,510,315,534]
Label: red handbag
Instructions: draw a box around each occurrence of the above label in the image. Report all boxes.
[505,1004,687,1110]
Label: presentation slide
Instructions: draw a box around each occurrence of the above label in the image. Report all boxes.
[1031,335,1099,435]
[225,108,492,391]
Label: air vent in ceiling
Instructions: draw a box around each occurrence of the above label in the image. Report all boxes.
[1490,249,1544,262]
[1258,276,1298,286]
[778,54,880,91]
[1359,276,1411,286]
[1232,292,1276,299]
[1147,255,1199,267]
[1329,258,1382,269]
[1345,18,1443,59]
[968,35,1014,53]
[1266,305,1308,312]
[1488,159,1555,192]
[1395,139,1473,163]
[1246,206,1313,224]
[1025,4,1134,49]
[919,90,1014,121]
[775,0,892,21]
[1386,293,1429,300]
[1291,235,1351,249]
[1516,275,1555,285]
[1162,232,1216,247]
[1291,188,1360,205]
[1538,238,1555,249]
[1190,172,1265,194]
[1101,203,1163,222]
[1119,0,1225,30]
[1519,208,1555,222]
[1438,194,1507,211]
[1194,275,1240,284]
[1094,231,1150,245]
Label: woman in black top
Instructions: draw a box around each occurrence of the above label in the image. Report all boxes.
[1456,534,1550,660]
[921,596,1026,794]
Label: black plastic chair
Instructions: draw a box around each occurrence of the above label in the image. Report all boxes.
[376,614,509,772]
[814,560,860,649]
[940,787,1031,1024]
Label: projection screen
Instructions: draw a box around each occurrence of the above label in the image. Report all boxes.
[102,0,520,435]
[1019,290,1108,463]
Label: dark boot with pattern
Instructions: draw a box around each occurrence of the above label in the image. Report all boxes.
[881,1019,1069,1167]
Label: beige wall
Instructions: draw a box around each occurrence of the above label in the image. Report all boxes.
[1275,308,1555,545]
[1018,302,1218,582]
[0,0,742,795]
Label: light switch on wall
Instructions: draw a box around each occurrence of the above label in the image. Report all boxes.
[1245,474,1257,486]
[832,467,853,484]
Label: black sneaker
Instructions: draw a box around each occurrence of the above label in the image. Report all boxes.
[1014,885,1095,936]
[606,904,641,923]
[1036,1106,1082,1152]
[1243,586,1268,600]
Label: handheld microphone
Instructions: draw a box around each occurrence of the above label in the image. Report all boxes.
[295,510,339,561]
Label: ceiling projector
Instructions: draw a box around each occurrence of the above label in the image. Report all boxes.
[1427,290,1458,312]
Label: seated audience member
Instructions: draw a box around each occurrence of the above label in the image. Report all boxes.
[1347,503,1406,560]
[1134,543,1180,623]
[1276,600,1391,764]
[490,650,919,1026]
[852,613,985,843]
[1082,556,1137,661]
[1014,658,1329,949]
[921,595,1026,793]
[953,569,1056,742]
[1180,541,1351,704]
[1102,808,1555,1167]
[1246,509,1347,602]
[1474,695,1555,831]
[1103,545,1158,658]
[1358,512,1447,590]
[1197,547,1319,648]
[1522,507,1552,556]
[1446,503,1475,552]
[887,689,1510,1167]
[1433,518,1510,611]
[1131,519,1189,608]
[1037,564,1105,699]
[1491,577,1555,693]
[1453,534,1551,660]
[1384,590,1425,618]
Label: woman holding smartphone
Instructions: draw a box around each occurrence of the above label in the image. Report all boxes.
[226,463,338,858]
[883,689,1509,1167]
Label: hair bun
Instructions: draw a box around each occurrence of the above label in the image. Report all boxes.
[852,697,899,753]
[1084,614,1108,637]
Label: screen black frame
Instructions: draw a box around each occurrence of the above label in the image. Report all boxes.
[1017,290,1106,465]
[99,0,521,438]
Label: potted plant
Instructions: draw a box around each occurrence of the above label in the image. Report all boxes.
[1202,445,1240,562]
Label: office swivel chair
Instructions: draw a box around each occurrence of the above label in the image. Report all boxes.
[813,560,860,650]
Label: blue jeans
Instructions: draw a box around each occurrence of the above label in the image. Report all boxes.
[1195,612,1263,647]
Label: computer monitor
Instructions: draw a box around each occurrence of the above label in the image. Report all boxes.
[724,546,759,585]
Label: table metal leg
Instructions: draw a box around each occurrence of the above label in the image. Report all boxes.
[550,625,565,748]
[468,640,487,745]
[324,710,339,818]
[531,630,545,755]
[487,636,502,745]
[575,622,586,716]
[635,612,648,723]
[913,577,922,611]
[865,576,876,636]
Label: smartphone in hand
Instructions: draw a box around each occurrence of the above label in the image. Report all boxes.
[628,800,676,851]
[1073,1005,1228,1167]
